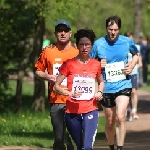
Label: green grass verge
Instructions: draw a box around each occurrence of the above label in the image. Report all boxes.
[0,79,106,148]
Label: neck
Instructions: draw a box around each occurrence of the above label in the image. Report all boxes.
[76,55,90,64]
[56,41,70,50]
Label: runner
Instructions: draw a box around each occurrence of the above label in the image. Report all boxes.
[90,16,140,150]
[54,29,104,150]
[124,31,142,121]
[35,19,78,150]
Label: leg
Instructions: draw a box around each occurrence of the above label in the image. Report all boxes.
[103,106,116,146]
[66,132,74,150]
[142,61,148,84]
[126,100,132,121]
[50,104,66,150]
[65,113,83,150]
[138,67,143,86]
[115,95,129,146]
[131,74,139,119]
[131,88,139,119]
[82,110,99,150]
[100,93,116,150]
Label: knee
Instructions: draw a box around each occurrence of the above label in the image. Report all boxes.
[132,89,136,95]
[106,120,115,130]
[116,115,125,124]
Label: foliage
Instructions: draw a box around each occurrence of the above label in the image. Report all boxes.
[0,0,150,109]
[45,0,150,42]
[0,0,35,108]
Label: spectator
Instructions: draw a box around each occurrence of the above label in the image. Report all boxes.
[42,34,50,48]
[124,31,142,121]
[138,33,148,86]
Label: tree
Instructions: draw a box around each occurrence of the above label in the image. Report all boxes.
[14,0,46,112]
[31,14,45,111]
[134,0,143,43]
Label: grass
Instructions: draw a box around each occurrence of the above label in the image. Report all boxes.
[0,79,106,148]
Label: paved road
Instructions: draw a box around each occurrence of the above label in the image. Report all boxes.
[0,90,150,150]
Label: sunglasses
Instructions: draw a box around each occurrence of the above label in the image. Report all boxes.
[56,28,70,33]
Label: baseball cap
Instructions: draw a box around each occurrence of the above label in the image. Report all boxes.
[55,19,71,29]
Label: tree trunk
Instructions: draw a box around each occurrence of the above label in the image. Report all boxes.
[31,15,45,111]
[14,70,24,113]
[14,0,46,112]
[134,0,143,43]
[14,57,31,113]
[31,77,45,111]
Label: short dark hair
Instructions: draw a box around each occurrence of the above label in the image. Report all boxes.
[106,15,121,29]
[74,29,96,45]
[124,31,134,37]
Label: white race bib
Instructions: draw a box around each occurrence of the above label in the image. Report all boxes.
[71,77,95,100]
[105,61,126,82]
[53,64,67,86]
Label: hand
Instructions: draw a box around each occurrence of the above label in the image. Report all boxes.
[95,91,103,101]
[138,62,143,68]
[122,62,133,75]
[101,57,107,68]
[71,90,83,98]
[47,75,56,83]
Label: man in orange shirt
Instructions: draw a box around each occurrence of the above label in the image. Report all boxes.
[35,19,78,150]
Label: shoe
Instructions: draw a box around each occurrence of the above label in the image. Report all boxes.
[126,109,132,121]
[126,116,133,121]
[133,114,139,119]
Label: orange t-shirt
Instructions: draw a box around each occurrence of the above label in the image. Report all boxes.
[58,58,101,114]
[35,42,79,104]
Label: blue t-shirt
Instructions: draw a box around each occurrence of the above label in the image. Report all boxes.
[128,44,140,75]
[90,35,138,93]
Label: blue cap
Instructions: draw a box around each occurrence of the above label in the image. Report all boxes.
[55,19,71,29]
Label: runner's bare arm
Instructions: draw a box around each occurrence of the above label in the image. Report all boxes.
[122,53,140,75]
[95,74,104,100]
[53,73,82,98]
[35,70,56,82]
[100,57,107,68]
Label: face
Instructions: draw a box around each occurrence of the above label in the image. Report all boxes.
[77,37,92,57]
[55,25,72,43]
[106,22,120,42]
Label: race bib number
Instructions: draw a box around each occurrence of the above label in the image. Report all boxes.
[53,64,67,86]
[72,77,95,100]
[105,61,126,82]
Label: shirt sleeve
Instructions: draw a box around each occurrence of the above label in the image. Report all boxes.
[129,39,139,54]
[58,61,69,77]
[90,42,98,58]
[35,49,48,71]
[96,62,101,77]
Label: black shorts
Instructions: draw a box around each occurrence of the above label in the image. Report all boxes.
[100,88,132,108]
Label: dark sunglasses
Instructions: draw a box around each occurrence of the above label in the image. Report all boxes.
[56,28,70,33]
